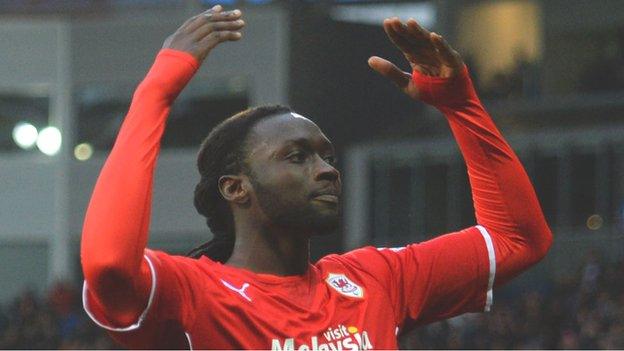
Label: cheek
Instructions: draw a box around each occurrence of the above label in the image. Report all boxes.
[274,169,309,194]
[256,166,310,198]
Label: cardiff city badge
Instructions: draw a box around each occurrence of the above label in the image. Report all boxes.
[326,273,364,298]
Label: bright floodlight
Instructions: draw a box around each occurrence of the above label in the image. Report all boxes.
[74,143,93,161]
[37,126,62,156]
[12,122,39,149]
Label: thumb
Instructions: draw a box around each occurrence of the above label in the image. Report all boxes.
[368,56,411,88]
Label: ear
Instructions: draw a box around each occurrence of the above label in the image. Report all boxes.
[218,175,250,205]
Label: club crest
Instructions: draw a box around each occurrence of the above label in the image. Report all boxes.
[326,273,364,298]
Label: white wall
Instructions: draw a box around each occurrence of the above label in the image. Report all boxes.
[0,19,62,86]
[68,151,209,242]
[0,4,289,302]
[70,5,289,104]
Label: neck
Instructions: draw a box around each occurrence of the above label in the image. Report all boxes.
[226,218,312,276]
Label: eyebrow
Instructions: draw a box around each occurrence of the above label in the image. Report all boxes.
[278,137,335,155]
[284,138,334,151]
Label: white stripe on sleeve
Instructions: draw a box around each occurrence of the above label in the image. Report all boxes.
[82,254,157,332]
[476,225,496,312]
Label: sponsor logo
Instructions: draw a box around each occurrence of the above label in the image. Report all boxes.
[271,324,373,350]
[220,279,252,302]
[325,273,364,299]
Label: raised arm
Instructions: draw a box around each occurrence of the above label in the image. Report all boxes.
[80,6,245,326]
[368,18,552,286]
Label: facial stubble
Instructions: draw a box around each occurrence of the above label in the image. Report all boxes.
[249,175,341,236]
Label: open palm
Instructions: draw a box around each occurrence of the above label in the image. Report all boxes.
[368,18,464,100]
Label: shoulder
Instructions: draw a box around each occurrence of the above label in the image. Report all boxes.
[316,246,399,280]
[315,247,411,301]
[317,242,443,278]
[319,246,374,265]
[145,248,217,267]
[320,245,412,266]
[143,249,229,287]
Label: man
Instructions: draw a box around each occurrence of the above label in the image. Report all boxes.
[81,5,552,350]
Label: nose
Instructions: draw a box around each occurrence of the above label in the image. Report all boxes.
[313,154,340,182]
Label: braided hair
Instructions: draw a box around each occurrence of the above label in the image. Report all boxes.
[188,105,293,261]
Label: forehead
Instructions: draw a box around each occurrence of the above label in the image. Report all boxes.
[247,112,332,154]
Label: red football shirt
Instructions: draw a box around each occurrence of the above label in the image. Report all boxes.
[84,225,494,349]
[81,49,551,350]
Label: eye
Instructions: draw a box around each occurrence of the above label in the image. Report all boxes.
[323,155,337,165]
[287,151,307,163]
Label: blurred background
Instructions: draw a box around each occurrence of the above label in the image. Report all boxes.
[1,0,623,349]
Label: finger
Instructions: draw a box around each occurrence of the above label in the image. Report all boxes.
[394,19,440,66]
[383,19,413,54]
[389,19,435,60]
[193,20,245,39]
[189,10,242,33]
[205,9,242,22]
[400,19,437,58]
[199,30,243,51]
[405,18,431,42]
[184,5,224,32]
[388,18,412,42]
[390,19,418,42]
[188,5,223,24]
[368,56,411,88]
[430,33,461,67]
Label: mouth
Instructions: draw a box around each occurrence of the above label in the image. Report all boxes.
[312,194,340,204]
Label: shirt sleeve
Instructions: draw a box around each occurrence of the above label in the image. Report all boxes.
[412,65,552,288]
[82,250,202,349]
[337,65,552,329]
[339,225,494,327]
[80,48,200,347]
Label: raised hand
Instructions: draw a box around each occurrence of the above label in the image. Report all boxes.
[162,5,245,62]
[368,17,464,100]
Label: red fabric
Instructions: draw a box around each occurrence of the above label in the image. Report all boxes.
[80,51,552,349]
[84,233,488,349]
[80,49,199,327]
[412,65,552,286]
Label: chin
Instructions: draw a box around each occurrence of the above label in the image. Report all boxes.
[308,212,341,235]
[266,203,341,235]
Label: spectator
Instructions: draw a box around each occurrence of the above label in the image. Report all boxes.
[399,252,624,349]
[0,285,116,349]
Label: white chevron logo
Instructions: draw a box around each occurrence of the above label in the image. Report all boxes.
[220,279,252,302]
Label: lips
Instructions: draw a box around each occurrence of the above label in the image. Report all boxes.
[313,194,339,204]
[311,187,341,204]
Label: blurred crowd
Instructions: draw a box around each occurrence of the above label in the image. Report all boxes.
[400,251,624,349]
[0,282,115,349]
[1,252,622,349]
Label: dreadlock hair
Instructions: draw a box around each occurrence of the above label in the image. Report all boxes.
[188,104,293,262]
